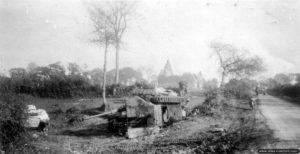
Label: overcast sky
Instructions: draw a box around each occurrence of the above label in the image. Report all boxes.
[0,0,299,79]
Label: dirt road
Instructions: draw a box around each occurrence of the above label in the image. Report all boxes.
[259,95,300,147]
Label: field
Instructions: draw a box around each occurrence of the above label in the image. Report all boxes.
[21,95,272,154]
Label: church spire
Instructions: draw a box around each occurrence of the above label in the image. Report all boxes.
[160,59,174,76]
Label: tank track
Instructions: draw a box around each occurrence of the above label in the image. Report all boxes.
[150,96,186,104]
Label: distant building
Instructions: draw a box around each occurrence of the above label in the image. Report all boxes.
[157,60,205,89]
[159,60,174,77]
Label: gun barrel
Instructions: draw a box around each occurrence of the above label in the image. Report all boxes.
[85,109,118,120]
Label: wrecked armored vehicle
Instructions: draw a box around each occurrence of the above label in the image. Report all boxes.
[69,87,189,138]
[107,88,188,138]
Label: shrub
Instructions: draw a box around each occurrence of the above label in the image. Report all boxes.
[282,85,300,98]
[224,78,257,99]
[268,84,300,100]
[0,93,30,152]
[190,97,220,117]
[203,89,218,100]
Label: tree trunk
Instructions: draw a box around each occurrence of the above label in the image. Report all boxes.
[115,42,120,84]
[220,72,225,88]
[103,41,109,111]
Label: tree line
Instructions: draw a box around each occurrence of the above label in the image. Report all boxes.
[263,73,300,100]
[0,62,212,98]
[0,62,145,98]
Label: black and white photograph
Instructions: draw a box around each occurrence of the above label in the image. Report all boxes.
[0,0,300,153]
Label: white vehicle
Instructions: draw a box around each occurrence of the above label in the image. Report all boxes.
[25,105,50,131]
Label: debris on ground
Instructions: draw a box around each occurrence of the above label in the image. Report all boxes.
[127,126,160,139]
[22,92,272,154]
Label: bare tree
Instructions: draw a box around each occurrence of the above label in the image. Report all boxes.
[89,6,114,110]
[105,1,135,83]
[210,41,265,87]
[88,1,136,84]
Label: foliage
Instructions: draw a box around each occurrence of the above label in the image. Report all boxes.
[268,84,300,99]
[190,99,217,117]
[262,78,279,89]
[178,81,188,96]
[158,75,181,88]
[223,78,257,99]
[89,68,104,86]
[67,63,82,76]
[0,93,29,152]
[203,79,219,91]
[106,84,134,97]
[281,85,300,98]
[0,75,12,93]
[274,73,292,85]
[267,73,300,100]
[158,73,199,88]
[119,67,143,83]
[193,109,264,154]
[0,94,62,153]
[105,81,155,97]
[0,62,147,98]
